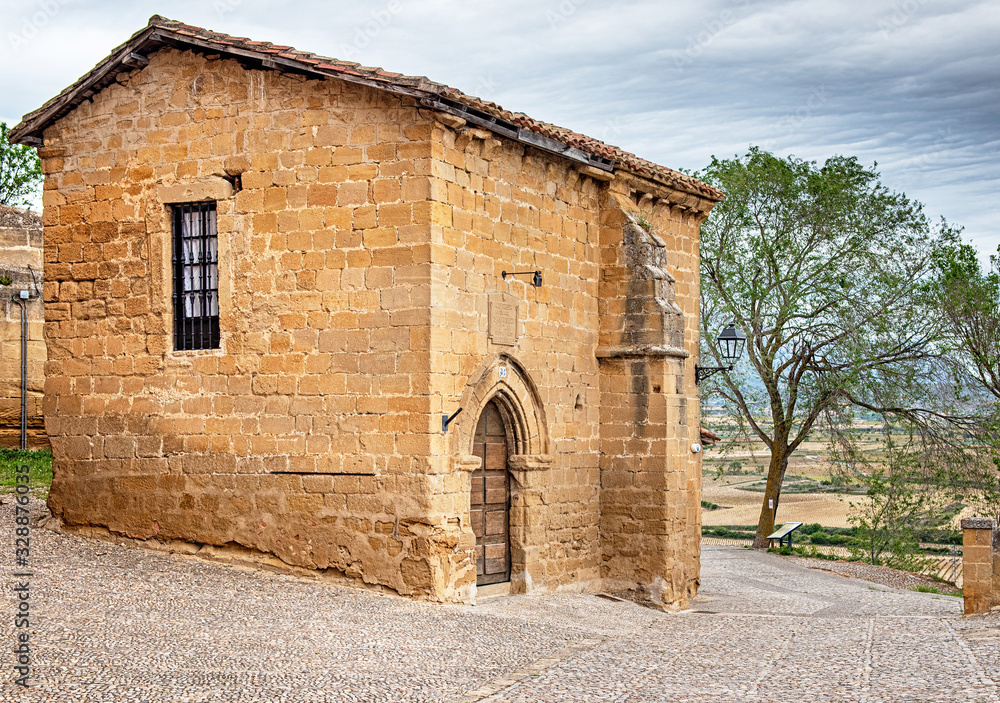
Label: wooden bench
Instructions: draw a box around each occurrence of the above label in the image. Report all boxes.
[766,522,803,549]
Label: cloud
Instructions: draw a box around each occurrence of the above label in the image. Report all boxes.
[1,0,996,256]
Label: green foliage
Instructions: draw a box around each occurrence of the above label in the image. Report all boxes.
[910,584,961,597]
[0,123,42,209]
[801,522,823,534]
[698,147,943,543]
[702,525,757,539]
[931,229,1000,399]
[710,460,748,481]
[847,448,944,570]
[0,448,53,498]
[922,530,961,546]
[808,530,852,546]
[821,472,851,488]
[928,230,1000,522]
[791,544,842,560]
[735,474,866,495]
[701,500,720,510]
[921,545,955,555]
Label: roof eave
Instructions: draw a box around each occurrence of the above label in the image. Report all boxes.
[9,17,724,204]
[10,24,621,179]
[9,23,429,145]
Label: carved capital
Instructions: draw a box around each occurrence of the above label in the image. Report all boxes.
[454,454,482,473]
[962,517,997,530]
[509,454,553,492]
[508,454,554,472]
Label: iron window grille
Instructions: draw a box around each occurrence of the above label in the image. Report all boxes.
[172,202,220,350]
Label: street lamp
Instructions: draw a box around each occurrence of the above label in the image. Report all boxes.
[696,323,747,384]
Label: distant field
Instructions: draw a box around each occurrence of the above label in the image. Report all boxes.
[702,475,860,528]
[701,422,859,528]
[699,419,974,531]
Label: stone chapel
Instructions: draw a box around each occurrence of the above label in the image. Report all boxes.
[11,16,723,605]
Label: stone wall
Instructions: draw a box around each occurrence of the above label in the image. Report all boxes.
[418,121,714,604]
[0,206,46,448]
[39,48,459,598]
[428,124,605,594]
[37,46,717,606]
[961,517,1000,616]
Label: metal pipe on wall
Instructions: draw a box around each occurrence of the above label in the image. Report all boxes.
[11,293,27,449]
[12,267,42,451]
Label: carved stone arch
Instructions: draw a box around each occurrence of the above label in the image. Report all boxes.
[452,353,549,459]
[452,353,553,595]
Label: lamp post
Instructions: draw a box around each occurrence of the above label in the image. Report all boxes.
[696,323,747,384]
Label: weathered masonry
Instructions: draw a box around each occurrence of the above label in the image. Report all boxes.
[961,517,1000,616]
[0,206,46,448]
[11,16,723,605]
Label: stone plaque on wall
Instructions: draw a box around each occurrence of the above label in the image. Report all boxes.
[489,292,519,346]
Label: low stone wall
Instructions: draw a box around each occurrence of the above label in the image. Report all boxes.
[0,206,46,449]
[961,517,999,616]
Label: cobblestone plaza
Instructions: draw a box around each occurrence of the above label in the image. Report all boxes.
[3,499,995,702]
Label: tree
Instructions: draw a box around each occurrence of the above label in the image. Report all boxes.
[698,147,944,547]
[0,122,42,209]
[930,232,1000,521]
[850,465,926,569]
[837,425,954,569]
[932,231,1000,399]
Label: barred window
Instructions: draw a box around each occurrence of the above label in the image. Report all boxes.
[172,202,220,350]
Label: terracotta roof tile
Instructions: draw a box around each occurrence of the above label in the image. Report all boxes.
[11,15,723,201]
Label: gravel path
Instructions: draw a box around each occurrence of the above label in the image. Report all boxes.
[2,498,995,702]
[792,555,959,592]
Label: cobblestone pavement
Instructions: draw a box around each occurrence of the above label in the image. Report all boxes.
[2,498,996,702]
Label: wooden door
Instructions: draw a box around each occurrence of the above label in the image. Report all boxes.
[471,402,510,585]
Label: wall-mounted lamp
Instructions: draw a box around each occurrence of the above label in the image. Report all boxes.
[696,323,747,384]
[502,270,543,287]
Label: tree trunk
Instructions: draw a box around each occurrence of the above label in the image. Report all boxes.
[752,444,789,548]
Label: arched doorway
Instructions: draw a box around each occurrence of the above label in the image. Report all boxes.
[471,400,510,585]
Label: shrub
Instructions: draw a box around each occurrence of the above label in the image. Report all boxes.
[911,584,961,597]
[703,525,756,539]
[809,531,852,546]
[792,545,841,561]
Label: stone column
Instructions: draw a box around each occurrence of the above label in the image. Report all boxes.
[595,203,700,607]
[961,517,996,616]
[508,454,553,594]
[449,454,483,602]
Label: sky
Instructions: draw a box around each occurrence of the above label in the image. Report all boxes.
[3,0,998,260]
